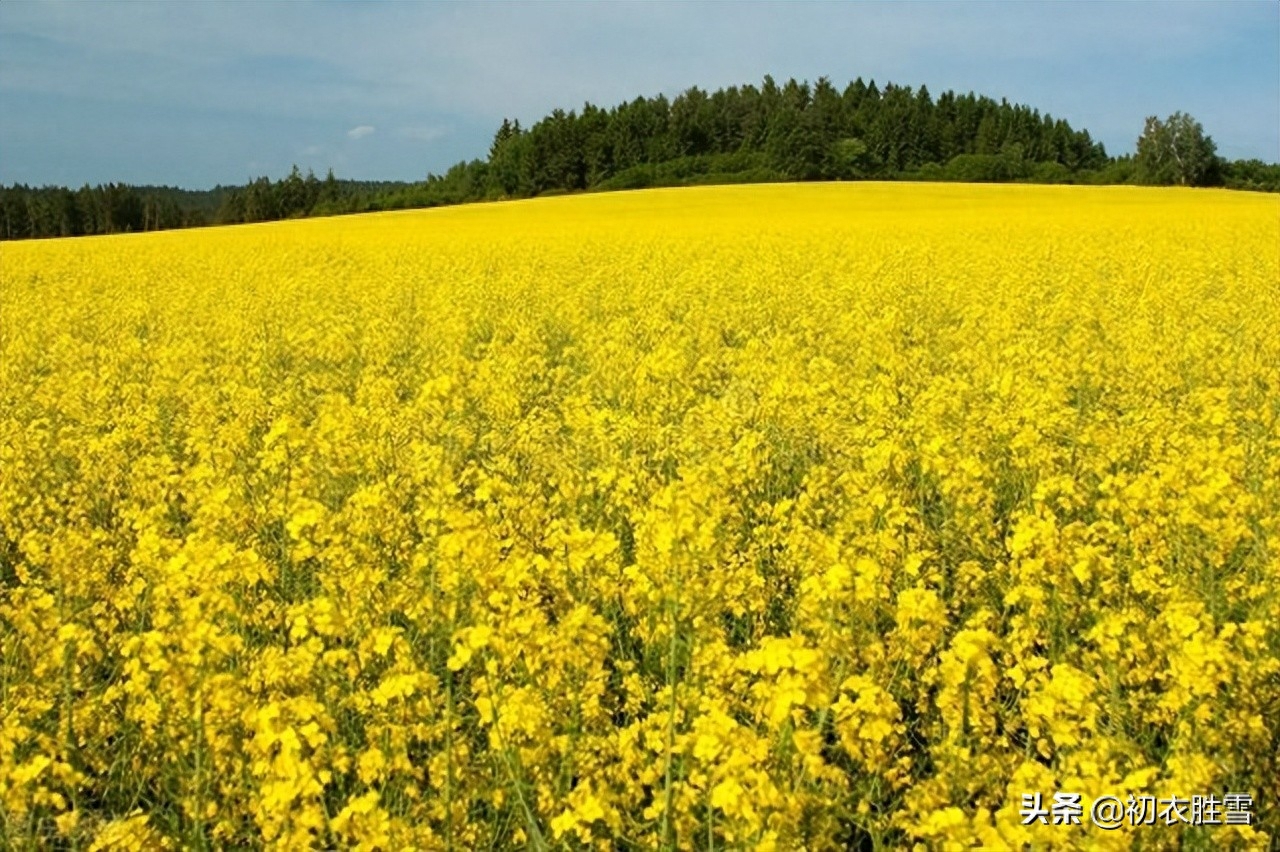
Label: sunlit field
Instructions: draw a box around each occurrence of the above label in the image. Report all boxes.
[2,183,1278,849]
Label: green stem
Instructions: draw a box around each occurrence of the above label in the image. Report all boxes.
[445,671,455,851]
[661,589,681,849]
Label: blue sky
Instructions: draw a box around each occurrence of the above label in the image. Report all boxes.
[1,1,1277,188]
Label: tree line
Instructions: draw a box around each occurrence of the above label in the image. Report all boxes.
[4,76,1277,241]
[1,183,221,241]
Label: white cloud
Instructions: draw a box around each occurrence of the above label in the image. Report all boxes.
[1,1,1276,184]
[300,144,323,156]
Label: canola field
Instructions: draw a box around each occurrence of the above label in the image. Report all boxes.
[2,183,1279,850]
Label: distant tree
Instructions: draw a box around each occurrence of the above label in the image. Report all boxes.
[1135,112,1220,186]
[1222,158,1280,192]
[320,168,341,204]
[829,137,872,178]
[278,165,309,217]
[489,119,520,160]
[25,190,54,237]
[975,113,1000,156]
[0,186,25,238]
[10,75,1277,242]
[52,188,82,236]
[304,169,321,210]
[242,176,279,222]
[670,86,713,157]
[580,104,613,185]
[487,123,529,197]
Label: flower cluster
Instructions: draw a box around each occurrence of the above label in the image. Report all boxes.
[2,184,1277,849]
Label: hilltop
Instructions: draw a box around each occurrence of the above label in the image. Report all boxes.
[3,75,1278,240]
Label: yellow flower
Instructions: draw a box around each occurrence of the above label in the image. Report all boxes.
[1,182,1276,849]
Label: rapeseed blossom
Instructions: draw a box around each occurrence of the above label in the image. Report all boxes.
[1,183,1278,848]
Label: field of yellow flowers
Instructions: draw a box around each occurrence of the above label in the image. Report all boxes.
[2,183,1278,850]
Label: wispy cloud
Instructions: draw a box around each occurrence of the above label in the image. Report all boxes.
[1,2,1275,186]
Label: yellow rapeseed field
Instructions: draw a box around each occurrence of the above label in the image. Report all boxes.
[2,183,1279,850]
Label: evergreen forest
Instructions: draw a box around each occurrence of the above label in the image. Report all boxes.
[4,76,1277,240]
